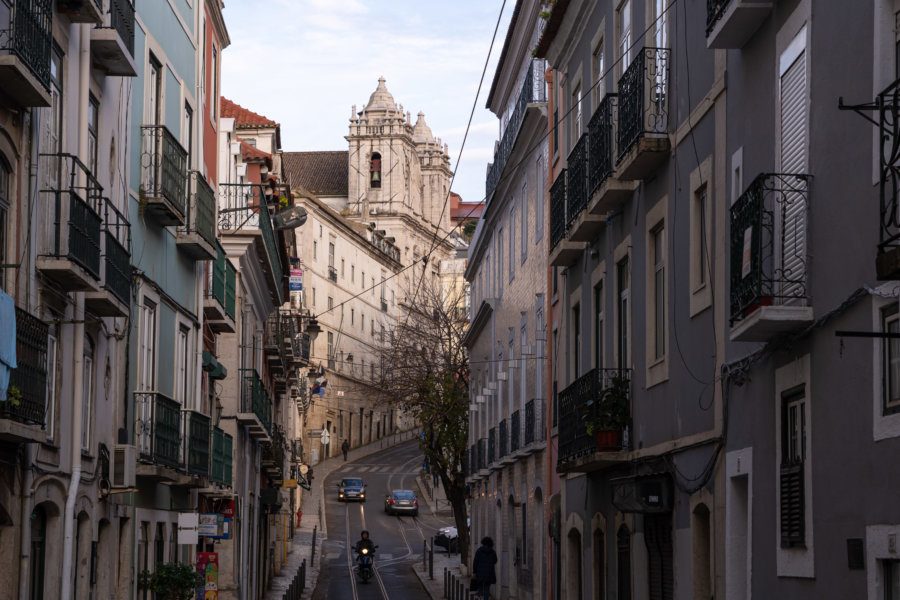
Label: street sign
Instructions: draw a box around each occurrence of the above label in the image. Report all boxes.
[283,479,298,489]
[321,427,331,446]
[177,513,199,545]
[199,514,218,537]
[290,268,303,291]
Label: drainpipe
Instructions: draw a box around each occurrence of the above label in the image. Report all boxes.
[60,23,91,600]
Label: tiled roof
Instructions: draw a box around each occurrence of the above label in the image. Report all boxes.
[240,140,271,163]
[450,191,483,221]
[282,151,348,196]
[221,97,278,128]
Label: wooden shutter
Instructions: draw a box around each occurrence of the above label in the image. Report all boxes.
[779,29,808,300]
[644,514,674,600]
[780,460,805,547]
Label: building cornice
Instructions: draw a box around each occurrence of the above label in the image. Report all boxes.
[463,298,496,349]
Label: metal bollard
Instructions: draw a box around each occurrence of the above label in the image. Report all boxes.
[444,567,448,598]
[429,539,434,580]
[300,558,306,592]
[311,525,317,565]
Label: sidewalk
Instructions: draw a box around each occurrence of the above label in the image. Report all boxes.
[263,429,419,600]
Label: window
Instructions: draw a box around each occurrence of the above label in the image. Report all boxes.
[361,312,365,330]
[885,560,900,600]
[371,319,375,337]
[327,332,335,369]
[883,304,900,414]
[0,160,8,273]
[509,208,516,281]
[572,303,581,380]
[88,95,99,176]
[183,102,193,169]
[351,265,355,283]
[552,329,559,427]
[593,38,606,109]
[328,242,335,268]
[148,55,162,126]
[552,80,559,158]
[351,308,355,325]
[327,296,333,310]
[572,85,583,137]
[536,157,544,242]
[175,324,190,406]
[780,386,806,548]
[521,182,528,262]
[370,153,382,188]
[139,299,157,391]
[652,226,665,361]
[617,0,633,74]
[211,46,218,120]
[82,335,94,452]
[644,514,674,600]
[594,282,603,369]
[693,186,708,287]
[313,240,317,260]
[45,326,57,440]
[498,228,504,296]
[341,258,345,278]
[617,257,629,371]
[361,270,366,290]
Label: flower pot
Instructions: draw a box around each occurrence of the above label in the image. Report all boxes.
[594,429,621,451]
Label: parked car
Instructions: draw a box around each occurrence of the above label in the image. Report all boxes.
[337,478,366,502]
[434,526,459,552]
[384,489,419,516]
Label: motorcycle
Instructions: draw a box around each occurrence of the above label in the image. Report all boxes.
[356,544,378,583]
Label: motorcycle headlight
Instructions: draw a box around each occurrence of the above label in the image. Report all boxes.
[361,548,368,554]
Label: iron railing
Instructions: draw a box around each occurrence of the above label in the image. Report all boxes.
[498,419,508,458]
[876,78,900,262]
[589,94,618,196]
[0,0,52,90]
[549,169,567,251]
[566,134,589,231]
[616,48,670,164]
[488,427,496,464]
[217,182,283,293]
[140,125,188,220]
[38,153,104,279]
[558,368,631,466]
[381,299,388,312]
[485,58,548,201]
[2,308,48,426]
[298,332,311,362]
[184,172,217,248]
[477,438,486,471]
[186,410,210,477]
[729,173,810,325]
[328,266,337,282]
[108,0,135,56]
[240,368,272,435]
[211,426,234,486]
[135,391,181,469]
[706,0,730,35]
[102,199,131,305]
[525,398,545,446]
[510,409,521,452]
[207,242,237,320]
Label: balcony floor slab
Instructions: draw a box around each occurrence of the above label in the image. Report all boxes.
[616,136,671,181]
[730,305,814,342]
[91,28,138,77]
[589,178,638,215]
[549,240,586,267]
[36,258,100,291]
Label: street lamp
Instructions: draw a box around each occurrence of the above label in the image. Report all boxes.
[304,317,321,344]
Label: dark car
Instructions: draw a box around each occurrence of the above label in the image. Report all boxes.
[384,489,419,516]
[337,478,366,502]
[434,526,458,552]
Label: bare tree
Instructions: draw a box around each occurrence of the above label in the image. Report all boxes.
[375,267,471,566]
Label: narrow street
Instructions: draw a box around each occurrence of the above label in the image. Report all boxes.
[312,440,454,600]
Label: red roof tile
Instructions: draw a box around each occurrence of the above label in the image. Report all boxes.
[221,97,278,128]
[240,140,271,163]
[282,151,348,196]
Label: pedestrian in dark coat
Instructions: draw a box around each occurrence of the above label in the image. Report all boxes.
[341,439,349,461]
[472,536,497,599]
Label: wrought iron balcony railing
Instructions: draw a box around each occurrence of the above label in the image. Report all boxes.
[477,437,486,471]
[549,169,567,251]
[381,299,388,312]
[488,427,496,464]
[207,243,237,321]
[240,368,272,436]
[589,94,618,196]
[2,308,49,426]
[469,444,476,477]
[485,58,548,202]
[211,426,233,486]
[37,153,104,279]
[510,409,521,453]
[101,199,131,305]
[135,391,182,469]
[525,398,545,446]
[616,48,670,164]
[140,125,188,222]
[108,0,135,56]
[729,173,810,326]
[706,0,730,35]
[558,368,631,466]
[218,183,283,296]
[566,134,589,231]
[182,172,217,249]
[0,0,52,90]
[328,265,338,282]
[498,419,508,458]
[185,410,210,477]
[876,78,900,273]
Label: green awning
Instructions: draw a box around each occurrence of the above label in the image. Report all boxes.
[203,350,228,380]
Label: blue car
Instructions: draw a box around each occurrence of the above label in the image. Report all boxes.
[337,477,367,502]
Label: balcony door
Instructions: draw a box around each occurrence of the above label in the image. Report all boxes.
[777,26,808,301]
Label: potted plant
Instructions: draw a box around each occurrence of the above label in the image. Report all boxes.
[583,373,631,451]
[138,562,203,600]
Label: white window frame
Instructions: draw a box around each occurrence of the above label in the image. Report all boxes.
[690,156,713,316]
[535,156,544,243]
[81,335,94,453]
[520,182,528,264]
[45,325,58,442]
[616,0,633,78]
[645,198,668,387]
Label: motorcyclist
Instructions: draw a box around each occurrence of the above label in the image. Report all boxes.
[355,530,376,555]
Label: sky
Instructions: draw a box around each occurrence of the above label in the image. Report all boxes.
[220,0,514,207]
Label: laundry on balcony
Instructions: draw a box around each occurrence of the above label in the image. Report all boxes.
[0,288,15,401]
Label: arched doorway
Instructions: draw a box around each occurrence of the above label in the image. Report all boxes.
[616,525,632,600]
[29,505,47,600]
[566,528,582,599]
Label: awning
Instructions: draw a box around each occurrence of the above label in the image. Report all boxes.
[202,350,228,380]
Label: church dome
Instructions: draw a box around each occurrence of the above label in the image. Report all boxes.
[413,112,435,143]
[365,77,398,112]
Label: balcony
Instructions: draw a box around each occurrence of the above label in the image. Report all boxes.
[485,58,548,203]
[185,410,210,478]
[487,427,496,466]
[557,368,632,474]
[498,419,511,464]
[218,183,283,304]
[476,437,487,475]
[328,265,337,282]
[90,0,136,76]
[210,426,233,487]
[0,0,52,106]
[84,199,131,317]
[729,173,813,342]
[262,426,285,481]
[381,299,388,312]
[176,172,217,260]
[876,79,900,280]
[523,398,546,453]
[237,368,272,441]
[205,242,236,333]
[0,308,48,443]
[565,133,605,242]
[36,153,103,291]
[510,410,521,453]
[706,0,773,49]
[589,94,637,216]
[549,170,585,267]
[264,312,287,375]
[135,391,183,480]
[140,125,187,225]
[58,0,103,24]
[616,48,671,181]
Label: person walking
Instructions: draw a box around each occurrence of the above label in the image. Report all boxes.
[472,536,497,599]
[342,439,350,461]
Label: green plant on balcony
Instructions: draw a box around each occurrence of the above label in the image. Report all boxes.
[138,562,202,600]
[6,385,22,408]
[583,373,631,444]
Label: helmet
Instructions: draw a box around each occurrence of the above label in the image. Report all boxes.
[361,530,369,539]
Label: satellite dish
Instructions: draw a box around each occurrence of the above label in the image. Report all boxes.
[273,205,308,230]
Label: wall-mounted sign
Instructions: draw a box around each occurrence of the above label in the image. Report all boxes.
[196,552,218,600]
[198,514,219,537]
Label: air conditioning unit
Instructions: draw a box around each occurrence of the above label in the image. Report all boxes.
[230,142,241,156]
[112,444,136,488]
